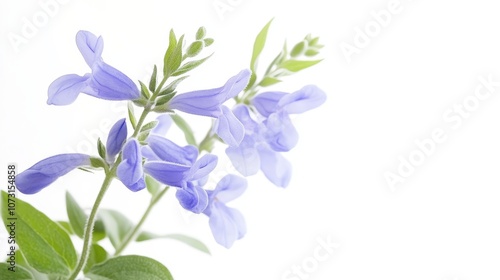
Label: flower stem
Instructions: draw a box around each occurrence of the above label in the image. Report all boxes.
[113,187,170,256]
[68,172,115,280]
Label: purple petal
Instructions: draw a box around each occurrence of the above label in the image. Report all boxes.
[169,69,251,118]
[143,161,190,187]
[186,154,218,181]
[206,203,246,248]
[251,91,287,117]
[175,183,209,214]
[16,154,90,194]
[147,135,198,165]
[117,139,145,192]
[219,69,251,100]
[257,145,292,188]
[76,30,104,67]
[106,118,127,160]
[264,112,299,152]
[215,106,245,147]
[233,105,259,133]
[278,85,327,114]
[88,61,140,101]
[151,114,172,136]
[141,146,160,161]
[47,74,92,105]
[213,175,247,203]
[168,87,225,117]
[225,136,260,176]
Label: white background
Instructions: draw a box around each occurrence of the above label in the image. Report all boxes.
[1,0,500,279]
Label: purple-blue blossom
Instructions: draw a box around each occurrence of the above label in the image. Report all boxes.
[16,154,91,194]
[226,85,326,187]
[106,118,127,161]
[116,139,146,192]
[47,30,140,105]
[168,70,251,147]
[203,174,247,248]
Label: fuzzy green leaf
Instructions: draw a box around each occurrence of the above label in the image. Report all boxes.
[86,255,173,280]
[1,191,77,276]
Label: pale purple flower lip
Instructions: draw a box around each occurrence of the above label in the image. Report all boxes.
[203,174,247,248]
[47,30,140,105]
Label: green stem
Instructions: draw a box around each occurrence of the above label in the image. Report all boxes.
[113,187,170,256]
[68,172,115,280]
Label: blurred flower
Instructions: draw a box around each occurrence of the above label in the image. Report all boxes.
[226,85,326,187]
[47,30,140,105]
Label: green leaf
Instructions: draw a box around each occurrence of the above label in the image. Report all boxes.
[140,120,158,133]
[172,54,213,77]
[247,19,273,89]
[148,65,158,92]
[139,81,151,99]
[304,49,320,57]
[93,219,107,242]
[196,26,206,40]
[90,157,106,169]
[84,244,109,274]
[163,29,178,76]
[97,209,134,250]
[165,34,184,76]
[127,102,137,129]
[1,191,77,276]
[65,192,87,238]
[0,263,34,279]
[203,38,214,47]
[57,221,74,235]
[97,138,106,160]
[279,59,322,72]
[136,232,210,255]
[171,114,196,145]
[86,255,173,280]
[186,41,203,58]
[145,175,162,197]
[154,93,175,107]
[259,76,281,87]
[290,41,306,57]
[250,19,273,72]
[132,98,148,107]
[158,76,190,95]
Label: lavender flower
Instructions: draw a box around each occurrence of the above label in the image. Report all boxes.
[47,30,140,105]
[168,70,251,146]
[203,174,247,248]
[16,154,91,194]
[226,85,326,187]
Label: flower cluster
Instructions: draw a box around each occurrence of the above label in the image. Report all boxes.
[16,28,326,252]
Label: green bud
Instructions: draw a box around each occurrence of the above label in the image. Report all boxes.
[203,38,214,47]
[97,138,106,160]
[186,41,204,58]
[196,27,206,40]
[290,41,306,57]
